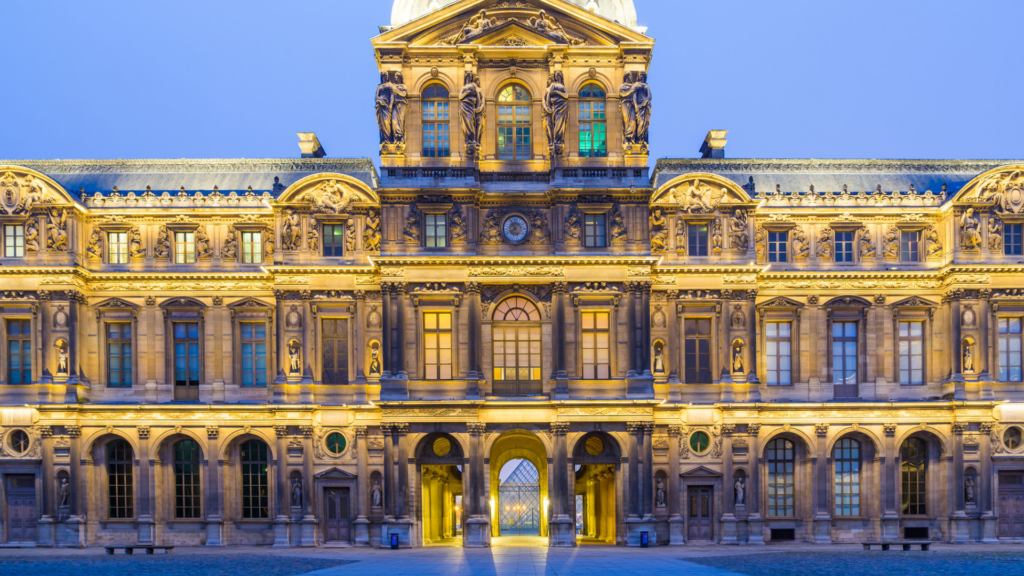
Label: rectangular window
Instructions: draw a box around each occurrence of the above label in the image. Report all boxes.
[835,231,854,262]
[688,223,708,256]
[684,318,712,383]
[107,323,132,387]
[999,317,1023,382]
[422,100,451,158]
[768,231,788,262]
[241,231,262,264]
[108,231,128,264]
[323,224,345,257]
[580,311,610,379]
[240,322,267,386]
[578,100,607,158]
[901,231,920,262]
[425,213,447,248]
[1006,224,1023,256]
[174,232,195,264]
[898,321,924,385]
[834,440,861,516]
[832,322,858,386]
[424,312,452,380]
[173,322,200,387]
[6,319,31,384]
[4,225,24,258]
[497,104,530,161]
[765,322,792,385]
[584,213,606,248]
[321,318,349,385]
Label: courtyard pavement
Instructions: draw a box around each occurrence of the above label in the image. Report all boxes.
[3,540,1024,576]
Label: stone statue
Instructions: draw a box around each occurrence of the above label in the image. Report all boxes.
[25,221,39,252]
[375,72,393,146]
[564,208,582,242]
[390,72,409,150]
[653,341,664,373]
[155,226,170,259]
[372,480,383,508]
[282,210,301,251]
[882,225,900,259]
[633,71,652,147]
[529,10,581,44]
[442,9,496,44]
[345,220,356,252]
[965,476,975,503]
[529,213,550,244]
[858,228,876,259]
[732,345,744,374]
[619,72,638,148]
[735,478,745,506]
[542,71,568,157]
[403,208,421,243]
[792,227,810,260]
[14,177,47,214]
[459,71,486,159]
[87,229,103,259]
[730,209,749,251]
[47,209,68,251]
[817,226,834,259]
[58,345,68,374]
[307,218,320,252]
[59,477,70,508]
[369,345,381,376]
[222,228,237,259]
[289,341,301,374]
[363,209,381,252]
[989,214,1003,251]
[450,205,467,243]
[196,226,212,258]
[291,477,302,507]
[711,217,723,253]
[964,343,974,373]
[961,208,982,250]
[649,209,668,253]
[619,71,652,152]
[611,206,627,243]
[655,478,666,507]
[925,225,942,257]
[264,235,275,259]
[754,227,767,261]
[129,226,144,259]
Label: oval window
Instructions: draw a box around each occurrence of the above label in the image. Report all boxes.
[689,431,710,453]
[433,437,451,457]
[1005,427,1022,450]
[8,430,29,454]
[326,432,347,456]
[585,436,605,456]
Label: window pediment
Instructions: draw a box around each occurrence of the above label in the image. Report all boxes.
[758,296,804,311]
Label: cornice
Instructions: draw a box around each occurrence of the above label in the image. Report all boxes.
[261,266,378,275]
[653,158,1024,176]
[373,256,660,266]
[0,158,378,176]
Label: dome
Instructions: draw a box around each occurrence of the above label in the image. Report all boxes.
[389,0,640,31]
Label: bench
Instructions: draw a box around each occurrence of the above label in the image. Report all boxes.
[105,546,175,555]
[861,541,930,551]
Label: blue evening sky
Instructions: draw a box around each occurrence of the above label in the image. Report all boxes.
[3,0,1022,162]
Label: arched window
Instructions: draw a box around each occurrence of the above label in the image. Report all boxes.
[578,84,607,157]
[174,439,202,519]
[901,438,927,515]
[107,439,134,519]
[497,85,532,161]
[766,438,794,517]
[241,439,270,519]
[833,438,860,516]
[422,84,450,158]
[492,297,541,396]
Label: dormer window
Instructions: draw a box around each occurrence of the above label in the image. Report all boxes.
[497,85,531,161]
[578,84,607,158]
[422,84,450,158]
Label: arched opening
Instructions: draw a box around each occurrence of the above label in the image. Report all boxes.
[489,430,548,545]
[577,83,607,158]
[491,296,542,396]
[572,432,619,544]
[497,85,532,161]
[416,433,464,546]
[421,83,451,158]
[760,432,812,542]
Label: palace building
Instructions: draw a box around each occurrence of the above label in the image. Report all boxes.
[2,0,1024,549]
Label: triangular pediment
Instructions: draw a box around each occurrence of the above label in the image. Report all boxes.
[680,465,722,478]
[314,467,358,480]
[376,0,651,48]
[464,20,578,47]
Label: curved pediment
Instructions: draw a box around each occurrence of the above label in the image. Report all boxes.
[651,173,753,213]
[953,164,1024,214]
[277,173,379,214]
[0,165,78,214]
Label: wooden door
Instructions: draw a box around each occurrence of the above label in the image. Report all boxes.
[324,487,351,543]
[687,486,713,541]
[322,319,349,385]
[999,472,1024,538]
[6,475,37,542]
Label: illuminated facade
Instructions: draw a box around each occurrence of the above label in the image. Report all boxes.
[1,0,1024,549]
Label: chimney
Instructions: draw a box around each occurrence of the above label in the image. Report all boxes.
[297,133,326,158]
[699,130,728,159]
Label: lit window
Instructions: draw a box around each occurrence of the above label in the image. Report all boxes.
[578,84,607,158]
[684,318,711,383]
[584,213,606,248]
[424,312,452,380]
[492,297,542,396]
[688,223,708,256]
[765,321,791,385]
[422,84,451,158]
[241,231,262,264]
[834,438,860,516]
[323,224,344,257]
[581,311,610,379]
[766,438,795,517]
[901,231,920,262]
[425,213,447,248]
[174,232,195,264]
[999,317,1023,382]
[7,319,31,384]
[768,231,788,262]
[240,322,267,387]
[835,231,854,262]
[497,85,531,161]
[4,225,24,257]
[108,231,128,264]
[898,321,924,385]
[107,323,132,387]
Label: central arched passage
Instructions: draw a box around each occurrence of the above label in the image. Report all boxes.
[489,429,549,543]
[572,432,620,544]
[416,433,464,546]
[499,459,541,535]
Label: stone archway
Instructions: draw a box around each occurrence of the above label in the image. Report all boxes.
[488,429,549,543]
[572,431,621,544]
[415,432,465,546]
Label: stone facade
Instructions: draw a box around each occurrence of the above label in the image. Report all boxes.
[1,0,1024,549]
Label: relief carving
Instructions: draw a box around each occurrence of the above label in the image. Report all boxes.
[988,213,1002,252]
[129,225,144,259]
[620,71,651,154]
[730,209,748,251]
[961,208,982,250]
[858,227,876,259]
[711,217,723,253]
[816,226,834,259]
[222,228,237,259]
[671,179,727,214]
[925,225,942,258]
[155,226,171,259]
[282,210,301,251]
[46,209,68,251]
[450,205,467,244]
[882,225,899,260]
[459,71,486,160]
[649,208,667,254]
[363,209,381,252]
[87,228,103,260]
[791,226,809,260]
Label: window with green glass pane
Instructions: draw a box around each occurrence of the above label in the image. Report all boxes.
[107,322,132,387]
[323,224,345,257]
[241,230,262,263]
[7,319,31,384]
[326,432,347,455]
[498,86,531,161]
[689,431,710,453]
[578,84,606,158]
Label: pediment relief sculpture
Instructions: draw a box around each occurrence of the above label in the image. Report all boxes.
[0,170,62,215]
[439,9,585,46]
[653,176,749,212]
[960,167,1024,214]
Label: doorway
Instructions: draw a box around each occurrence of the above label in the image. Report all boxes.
[999,471,1024,538]
[488,429,549,540]
[687,486,714,541]
[5,475,37,543]
[323,487,351,544]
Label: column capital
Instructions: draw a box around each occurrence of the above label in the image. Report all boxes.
[392,422,409,435]
[721,423,737,435]
[354,289,366,300]
[381,423,393,436]
[136,426,150,439]
[747,423,761,436]
[980,422,996,433]
[882,423,897,436]
[667,424,682,437]
[274,425,289,438]
[952,422,969,435]
[353,425,368,438]
[299,425,315,438]
[206,425,220,439]
[466,281,481,294]
[65,425,81,438]
[551,281,568,294]
[467,422,487,435]
[642,422,655,434]
[550,422,570,435]
[36,425,53,438]
[626,421,647,434]
[814,423,829,437]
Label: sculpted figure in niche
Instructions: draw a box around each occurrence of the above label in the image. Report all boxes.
[345,220,356,252]
[154,226,170,258]
[711,217,724,253]
[87,229,103,259]
[963,343,974,373]
[375,72,393,146]
[965,476,975,503]
[59,477,70,508]
[858,228,876,259]
[291,477,302,507]
[369,344,381,376]
[460,72,486,159]
[754,227,767,261]
[816,226,834,259]
[57,343,68,374]
[363,209,381,252]
[542,71,569,157]
[282,210,301,251]
[25,221,39,252]
[372,480,383,507]
[961,208,982,250]
[925,225,942,257]
[611,206,627,243]
[792,227,810,260]
[735,478,745,506]
[308,217,320,252]
[989,213,1003,251]
[732,345,744,374]
[196,227,212,258]
[882,225,900,259]
[129,226,144,259]
[47,209,68,251]
[403,208,421,243]
[289,341,301,374]
[730,209,749,251]
[653,341,665,373]
[655,478,666,507]
[222,228,238,259]
[649,209,668,253]
[449,205,467,243]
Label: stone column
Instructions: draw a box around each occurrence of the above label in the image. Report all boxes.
[464,422,490,547]
[951,297,966,399]
[381,424,395,520]
[811,423,831,543]
[626,422,641,519]
[549,422,572,546]
[641,283,652,377]
[626,284,638,377]
[275,291,287,384]
[881,423,899,539]
[747,292,759,388]
[205,426,224,546]
[980,422,998,542]
[273,425,291,547]
[642,422,655,519]
[354,426,370,546]
[66,425,85,547]
[381,284,393,378]
[746,423,764,544]
[553,282,568,395]
[466,282,482,398]
[394,423,410,521]
[720,424,738,544]
[667,425,684,544]
[299,425,316,546]
[354,291,367,384]
[952,422,969,542]
[67,292,81,385]
[137,426,154,544]
[38,290,52,384]
[667,291,680,385]
[979,293,993,398]
[395,284,408,379]
[36,426,54,546]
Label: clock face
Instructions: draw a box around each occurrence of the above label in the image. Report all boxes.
[502,215,530,244]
